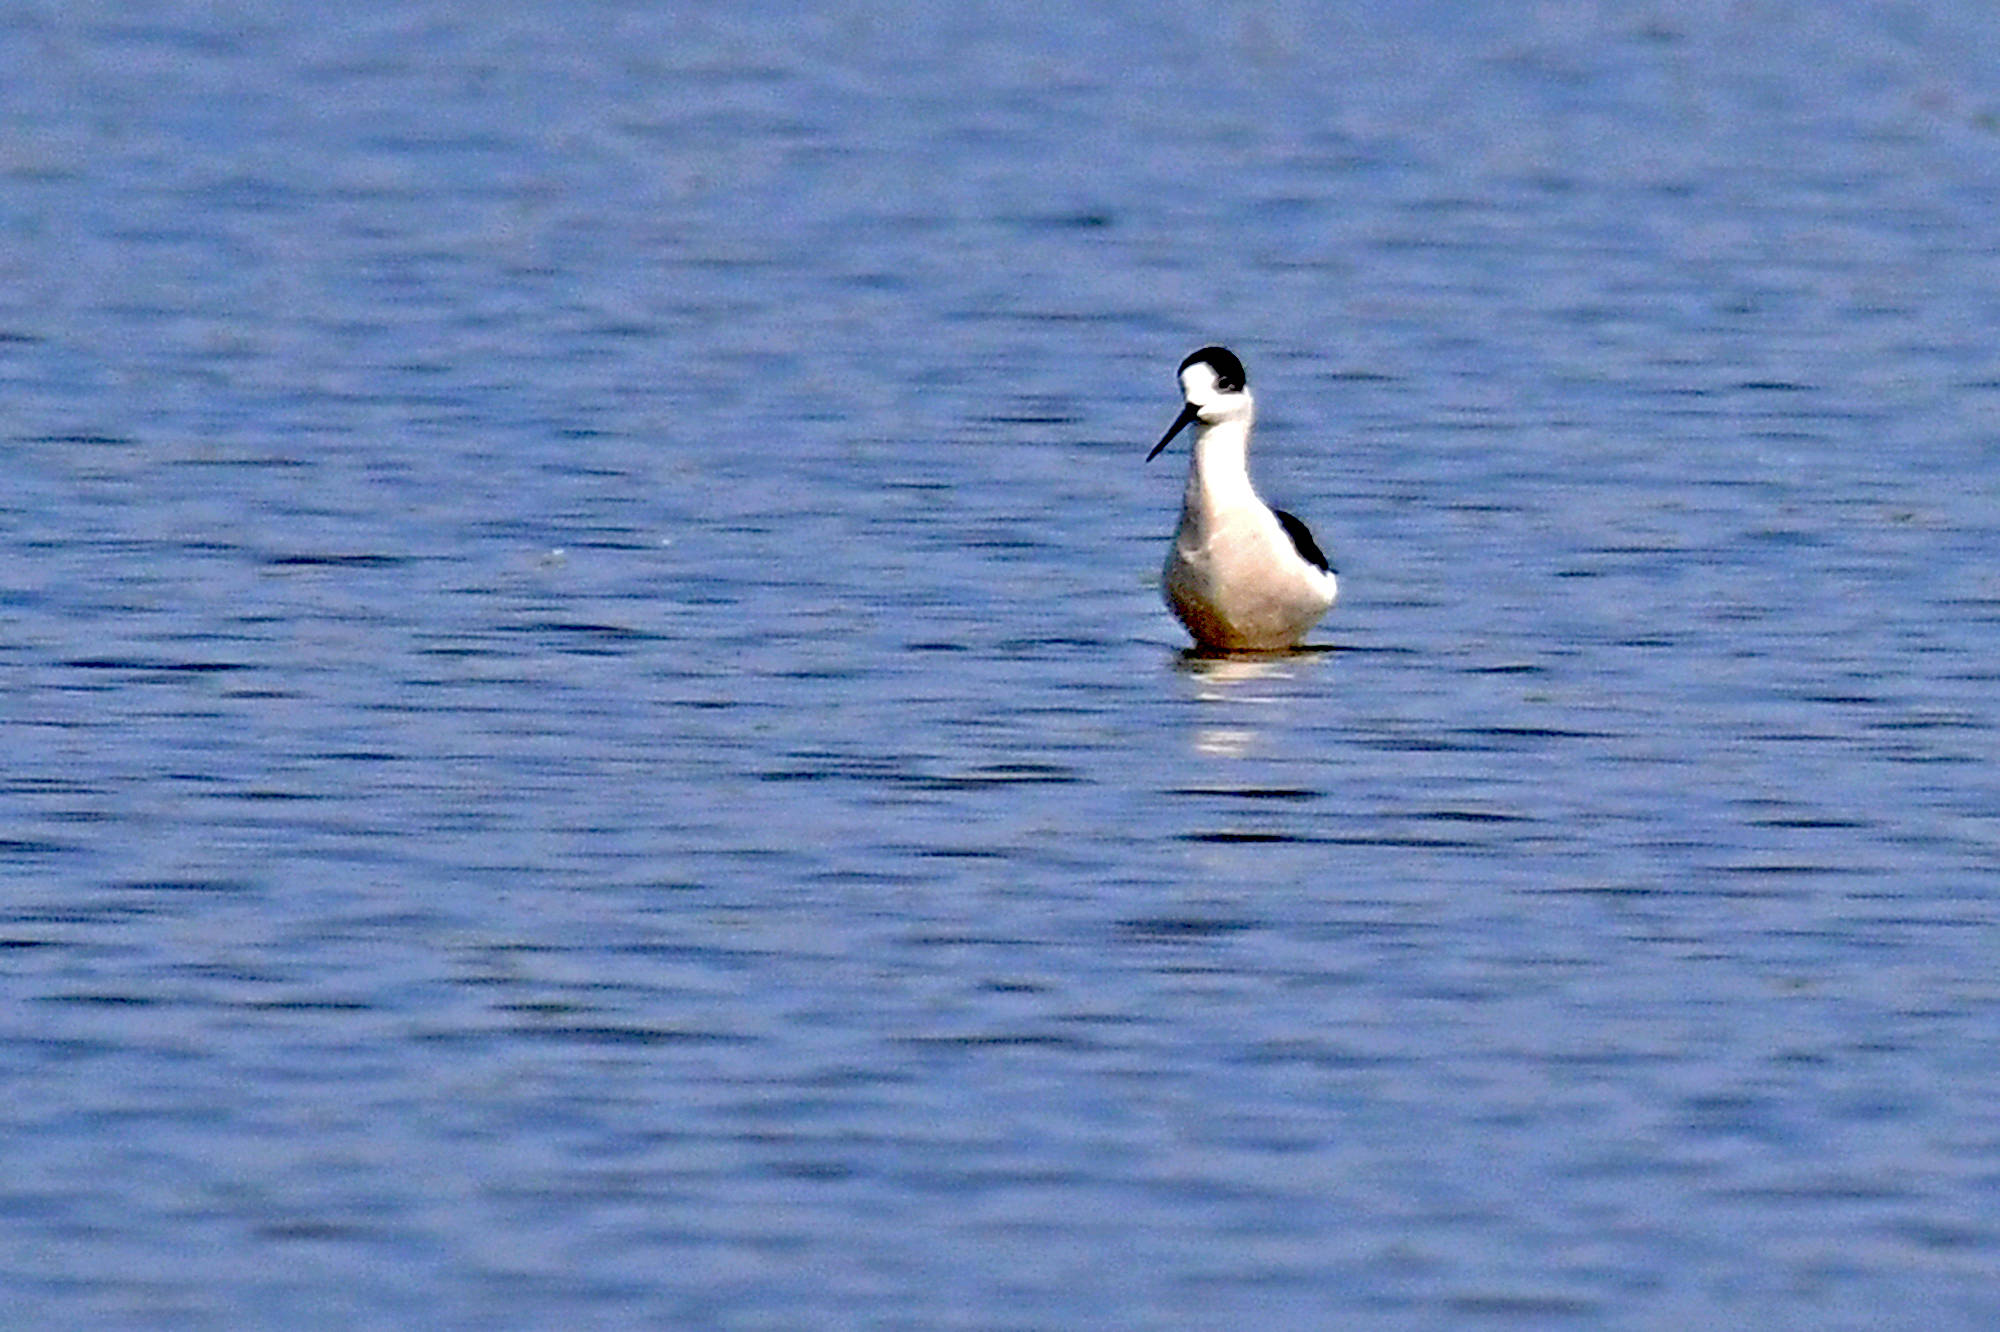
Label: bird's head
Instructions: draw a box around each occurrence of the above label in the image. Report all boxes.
[1148,346,1253,461]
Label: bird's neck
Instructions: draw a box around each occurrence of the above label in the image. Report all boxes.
[1184,417,1260,522]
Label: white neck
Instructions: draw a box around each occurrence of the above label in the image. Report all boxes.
[1183,415,1260,527]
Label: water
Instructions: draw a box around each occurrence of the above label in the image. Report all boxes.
[5,2,2000,1326]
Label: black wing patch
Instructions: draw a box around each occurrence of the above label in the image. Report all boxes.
[1272,508,1333,574]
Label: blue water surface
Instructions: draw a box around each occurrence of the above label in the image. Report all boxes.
[5,2,2000,1327]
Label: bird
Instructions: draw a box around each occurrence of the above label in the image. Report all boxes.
[1147,346,1338,651]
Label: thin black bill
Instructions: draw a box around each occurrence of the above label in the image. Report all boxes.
[1147,401,1201,461]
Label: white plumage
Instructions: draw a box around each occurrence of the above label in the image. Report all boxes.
[1148,346,1338,651]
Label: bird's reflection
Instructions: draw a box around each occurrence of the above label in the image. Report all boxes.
[1171,645,1338,755]
[1174,643,1338,683]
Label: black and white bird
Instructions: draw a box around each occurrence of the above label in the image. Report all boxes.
[1147,346,1338,651]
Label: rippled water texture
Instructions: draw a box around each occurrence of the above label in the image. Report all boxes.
[5,2,2000,1327]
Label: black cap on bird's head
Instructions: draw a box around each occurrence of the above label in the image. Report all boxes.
[1148,345,1250,461]
[1179,346,1245,392]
